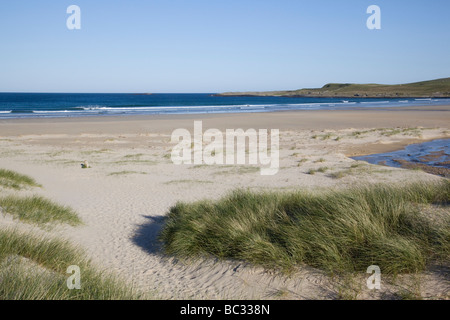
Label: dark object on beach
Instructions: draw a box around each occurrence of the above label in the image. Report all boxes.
[81,160,90,169]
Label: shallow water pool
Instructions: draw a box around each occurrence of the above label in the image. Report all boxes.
[352,139,450,169]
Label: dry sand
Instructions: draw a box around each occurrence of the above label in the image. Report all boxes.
[0,106,449,299]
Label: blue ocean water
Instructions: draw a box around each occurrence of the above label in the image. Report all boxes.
[0,93,449,119]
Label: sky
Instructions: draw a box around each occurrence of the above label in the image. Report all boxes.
[0,0,449,93]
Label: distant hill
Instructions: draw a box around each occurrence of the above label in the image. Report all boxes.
[217,78,450,98]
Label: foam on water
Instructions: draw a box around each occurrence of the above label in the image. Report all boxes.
[1,93,449,119]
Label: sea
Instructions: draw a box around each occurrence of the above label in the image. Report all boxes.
[1,93,450,119]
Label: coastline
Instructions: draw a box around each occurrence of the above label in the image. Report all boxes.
[1,92,450,120]
[1,105,449,158]
[215,77,450,98]
[1,104,449,134]
[0,104,449,299]
[2,0,450,302]
[2,105,448,158]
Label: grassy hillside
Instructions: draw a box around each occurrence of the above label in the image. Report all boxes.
[218,78,450,98]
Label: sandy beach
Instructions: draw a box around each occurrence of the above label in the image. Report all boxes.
[1,106,449,299]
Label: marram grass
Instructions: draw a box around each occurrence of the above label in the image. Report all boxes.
[160,180,450,275]
[0,195,82,226]
[0,168,144,299]
[0,229,144,300]
[0,168,41,190]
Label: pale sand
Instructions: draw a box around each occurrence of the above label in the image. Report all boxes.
[0,106,449,299]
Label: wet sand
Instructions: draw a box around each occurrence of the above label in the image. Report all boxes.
[1,104,449,136]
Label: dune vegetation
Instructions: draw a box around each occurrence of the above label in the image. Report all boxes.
[0,168,41,190]
[160,180,450,275]
[0,168,144,300]
[0,195,82,227]
[0,229,143,300]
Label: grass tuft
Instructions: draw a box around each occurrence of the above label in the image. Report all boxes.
[0,229,143,299]
[0,195,82,226]
[160,181,450,275]
[0,169,41,190]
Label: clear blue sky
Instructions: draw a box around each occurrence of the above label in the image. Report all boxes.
[0,0,449,93]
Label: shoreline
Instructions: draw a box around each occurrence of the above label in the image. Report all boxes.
[1,105,448,157]
[1,105,449,164]
[1,104,449,134]
[0,105,449,299]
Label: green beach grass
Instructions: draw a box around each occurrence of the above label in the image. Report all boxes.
[0,166,142,299]
[0,168,81,226]
[0,229,143,300]
[0,195,82,227]
[0,169,41,190]
[160,180,450,275]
